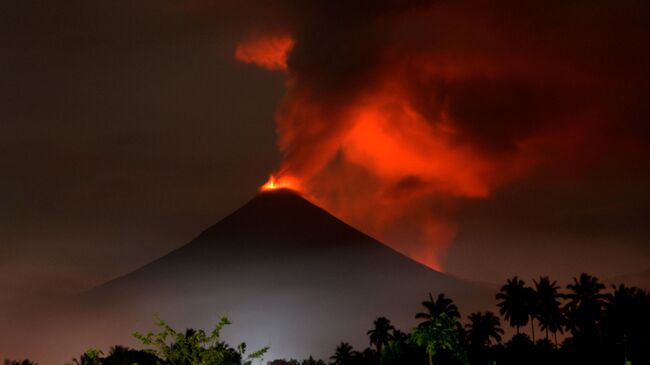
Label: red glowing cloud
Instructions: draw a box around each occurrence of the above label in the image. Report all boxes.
[235,35,294,71]
[227,1,650,271]
[265,67,535,270]
[235,36,551,270]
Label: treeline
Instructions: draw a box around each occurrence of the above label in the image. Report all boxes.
[5,317,268,365]
[4,273,649,365]
[272,273,650,365]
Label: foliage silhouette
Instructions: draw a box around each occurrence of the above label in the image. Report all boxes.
[366,317,395,357]
[133,316,268,365]
[416,293,460,327]
[601,284,650,364]
[411,313,465,365]
[329,342,356,365]
[301,357,326,365]
[3,360,37,365]
[102,345,161,365]
[70,349,103,365]
[465,312,503,365]
[496,276,530,335]
[380,329,425,365]
[465,312,504,347]
[16,272,650,365]
[268,358,326,365]
[533,276,564,344]
[564,273,607,338]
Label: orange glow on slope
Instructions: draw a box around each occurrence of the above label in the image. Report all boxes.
[235,35,294,71]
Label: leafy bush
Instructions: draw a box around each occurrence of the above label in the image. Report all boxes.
[133,316,268,365]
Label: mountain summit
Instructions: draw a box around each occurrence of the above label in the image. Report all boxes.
[38,190,495,361]
[95,189,470,298]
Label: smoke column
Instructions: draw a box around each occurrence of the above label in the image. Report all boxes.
[217,0,650,270]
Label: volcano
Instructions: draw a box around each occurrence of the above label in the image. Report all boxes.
[24,190,495,362]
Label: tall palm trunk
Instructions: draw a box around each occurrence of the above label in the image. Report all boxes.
[554,331,558,346]
[428,351,433,365]
[530,318,535,342]
[516,325,520,334]
[545,327,549,340]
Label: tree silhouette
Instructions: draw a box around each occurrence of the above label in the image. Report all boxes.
[564,273,607,338]
[133,316,267,365]
[602,284,650,364]
[4,360,37,365]
[355,348,377,365]
[465,312,504,347]
[257,357,327,365]
[411,313,465,365]
[534,276,565,345]
[503,333,535,363]
[366,316,394,357]
[102,345,160,365]
[108,346,129,356]
[416,293,460,327]
[464,312,503,365]
[526,286,538,342]
[381,330,424,365]
[72,349,103,365]
[301,357,326,365]
[13,272,650,365]
[496,276,530,334]
[330,342,355,365]
[268,360,300,365]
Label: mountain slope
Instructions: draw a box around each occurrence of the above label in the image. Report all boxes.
[26,190,496,362]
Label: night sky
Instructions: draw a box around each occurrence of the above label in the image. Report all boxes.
[2,0,649,310]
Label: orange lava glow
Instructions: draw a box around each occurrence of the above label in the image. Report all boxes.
[260,174,301,192]
[244,41,531,270]
[237,23,609,271]
[263,67,535,270]
[235,35,294,71]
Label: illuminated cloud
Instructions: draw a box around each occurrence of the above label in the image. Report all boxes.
[225,0,650,270]
[235,35,294,71]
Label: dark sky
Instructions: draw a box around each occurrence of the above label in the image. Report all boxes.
[1,0,284,305]
[2,0,649,307]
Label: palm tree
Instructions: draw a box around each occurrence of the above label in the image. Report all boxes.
[465,312,504,347]
[411,314,463,365]
[603,284,650,363]
[496,276,530,334]
[526,286,538,342]
[534,276,565,345]
[564,273,607,338]
[367,316,395,356]
[330,342,355,365]
[416,293,460,327]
